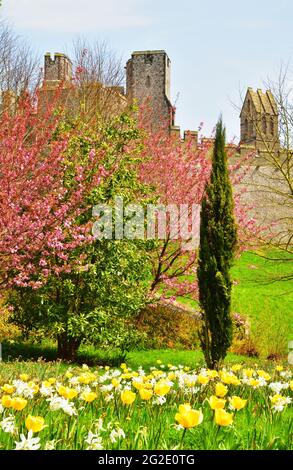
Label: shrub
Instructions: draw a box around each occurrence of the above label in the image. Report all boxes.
[0,302,20,342]
[136,301,201,349]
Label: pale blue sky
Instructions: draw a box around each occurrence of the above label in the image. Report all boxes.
[1,0,293,139]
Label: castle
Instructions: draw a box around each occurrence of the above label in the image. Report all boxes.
[38,49,280,159]
[1,49,289,242]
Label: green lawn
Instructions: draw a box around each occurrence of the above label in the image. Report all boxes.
[178,249,293,355]
[230,250,293,337]
[0,344,283,379]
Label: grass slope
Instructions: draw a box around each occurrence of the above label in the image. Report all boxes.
[178,250,293,352]
[230,250,293,340]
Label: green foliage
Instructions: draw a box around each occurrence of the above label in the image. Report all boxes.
[0,303,20,342]
[8,111,153,360]
[197,118,237,368]
[136,303,200,350]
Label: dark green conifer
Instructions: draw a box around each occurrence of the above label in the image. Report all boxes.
[197,117,237,369]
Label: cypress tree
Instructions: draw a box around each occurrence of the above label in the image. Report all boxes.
[197,117,237,369]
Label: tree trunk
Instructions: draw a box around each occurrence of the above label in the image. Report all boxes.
[57,333,81,362]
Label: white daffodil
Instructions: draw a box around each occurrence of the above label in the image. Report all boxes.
[1,416,17,435]
[44,440,56,450]
[85,431,103,450]
[109,427,126,443]
[14,430,41,450]
[47,396,77,416]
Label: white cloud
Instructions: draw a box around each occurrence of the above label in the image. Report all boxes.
[1,0,152,32]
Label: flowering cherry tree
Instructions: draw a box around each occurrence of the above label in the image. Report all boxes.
[139,110,263,301]
[0,92,108,289]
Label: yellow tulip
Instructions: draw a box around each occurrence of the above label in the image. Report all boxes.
[185,379,196,388]
[139,388,153,401]
[231,364,242,372]
[208,395,226,410]
[2,384,15,394]
[19,374,29,382]
[229,396,247,410]
[122,373,132,379]
[80,391,97,403]
[257,370,271,381]
[1,395,13,408]
[249,378,260,388]
[178,403,191,414]
[215,383,228,398]
[133,381,144,390]
[154,381,171,396]
[152,370,163,377]
[270,394,283,404]
[58,385,78,400]
[78,373,96,384]
[220,372,240,385]
[168,372,176,381]
[67,388,78,400]
[175,408,203,428]
[48,377,56,384]
[58,385,68,397]
[28,381,39,394]
[42,380,52,388]
[112,378,121,388]
[207,370,219,378]
[11,397,27,411]
[25,415,45,433]
[144,382,153,389]
[243,368,254,378]
[275,365,283,372]
[197,375,209,385]
[120,363,127,370]
[121,390,136,405]
[215,409,233,426]
[290,380,293,392]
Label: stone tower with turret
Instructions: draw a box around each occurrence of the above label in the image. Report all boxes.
[44,52,72,84]
[38,52,75,114]
[240,87,279,153]
[126,50,174,131]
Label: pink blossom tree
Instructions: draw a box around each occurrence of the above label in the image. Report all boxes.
[0,92,109,289]
[139,111,263,301]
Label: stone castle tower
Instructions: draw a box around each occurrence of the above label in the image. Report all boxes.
[126,50,174,131]
[36,49,279,156]
[240,87,279,153]
[44,52,72,84]
[38,53,76,114]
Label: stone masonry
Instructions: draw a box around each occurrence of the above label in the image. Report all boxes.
[126,50,173,132]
